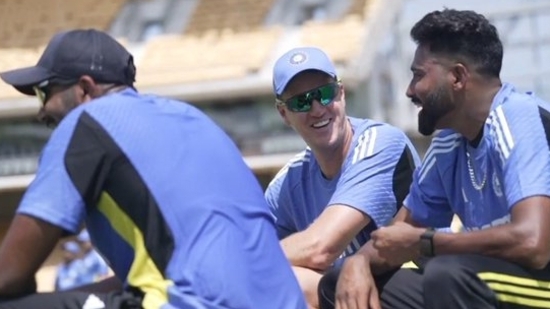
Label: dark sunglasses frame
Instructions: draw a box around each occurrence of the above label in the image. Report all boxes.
[33,78,78,106]
[276,81,341,113]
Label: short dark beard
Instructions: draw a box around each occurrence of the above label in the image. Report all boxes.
[417,85,454,136]
[60,90,79,114]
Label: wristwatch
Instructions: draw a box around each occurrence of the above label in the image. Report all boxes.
[419,228,436,257]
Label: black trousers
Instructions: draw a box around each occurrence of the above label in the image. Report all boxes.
[0,290,142,309]
[319,255,550,309]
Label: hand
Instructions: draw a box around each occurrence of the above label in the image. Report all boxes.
[371,222,425,266]
[335,254,380,309]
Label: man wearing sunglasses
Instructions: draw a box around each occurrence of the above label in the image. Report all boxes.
[265,46,421,308]
[0,29,306,309]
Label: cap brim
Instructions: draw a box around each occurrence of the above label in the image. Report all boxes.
[275,69,336,96]
[0,66,54,95]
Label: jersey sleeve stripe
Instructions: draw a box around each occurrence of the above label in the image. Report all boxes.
[418,139,461,183]
[352,127,378,164]
[365,127,378,158]
[494,106,515,158]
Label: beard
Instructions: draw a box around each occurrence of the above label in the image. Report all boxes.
[417,85,454,136]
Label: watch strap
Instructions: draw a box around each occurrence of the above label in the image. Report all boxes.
[419,228,436,257]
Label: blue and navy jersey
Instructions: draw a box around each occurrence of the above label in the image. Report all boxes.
[405,83,550,230]
[266,117,420,257]
[17,89,306,309]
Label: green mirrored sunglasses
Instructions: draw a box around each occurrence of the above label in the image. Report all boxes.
[278,82,340,112]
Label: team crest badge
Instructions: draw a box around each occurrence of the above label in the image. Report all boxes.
[289,52,307,65]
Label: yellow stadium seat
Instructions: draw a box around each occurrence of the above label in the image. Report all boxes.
[0,0,126,48]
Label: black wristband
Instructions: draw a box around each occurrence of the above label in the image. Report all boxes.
[419,228,436,257]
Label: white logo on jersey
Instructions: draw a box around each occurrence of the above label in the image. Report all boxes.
[492,172,503,197]
[82,294,105,309]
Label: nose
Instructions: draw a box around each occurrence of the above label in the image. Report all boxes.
[405,82,415,99]
[308,99,326,116]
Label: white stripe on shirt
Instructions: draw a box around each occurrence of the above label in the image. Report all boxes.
[418,134,461,183]
[352,127,378,164]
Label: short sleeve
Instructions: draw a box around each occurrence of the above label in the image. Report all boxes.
[329,125,418,228]
[265,168,297,239]
[490,97,550,208]
[17,115,86,233]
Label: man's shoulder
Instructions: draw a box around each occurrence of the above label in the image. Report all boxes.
[348,118,414,162]
[350,117,409,141]
[490,84,548,117]
[84,90,196,119]
[433,129,461,139]
[266,149,312,192]
[425,130,462,156]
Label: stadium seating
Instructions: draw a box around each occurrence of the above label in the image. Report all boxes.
[0,0,385,100]
[0,0,377,92]
[301,16,364,65]
[0,0,126,48]
[136,0,376,86]
[184,0,277,35]
[136,27,283,87]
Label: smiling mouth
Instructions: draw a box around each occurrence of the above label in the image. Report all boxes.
[311,119,331,128]
[411,100,423,109]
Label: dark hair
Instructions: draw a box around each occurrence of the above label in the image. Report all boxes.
[410,9,503,78]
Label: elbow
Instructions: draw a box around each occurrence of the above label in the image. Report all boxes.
[522,244,550,270]
[307,239,341,270]
[516,232,550,269]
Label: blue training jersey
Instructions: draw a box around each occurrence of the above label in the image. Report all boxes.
[17,89,306,309]
[405,83,550,230]
[266,117,420,257]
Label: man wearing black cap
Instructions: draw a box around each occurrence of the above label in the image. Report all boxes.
[0,29,307,309]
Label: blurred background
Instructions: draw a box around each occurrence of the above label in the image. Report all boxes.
[0,0,548,291]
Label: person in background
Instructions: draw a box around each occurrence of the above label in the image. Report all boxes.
[75,230,110,284]
[54,241,83,291]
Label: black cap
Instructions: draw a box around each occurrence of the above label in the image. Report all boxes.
[0,29,136,95]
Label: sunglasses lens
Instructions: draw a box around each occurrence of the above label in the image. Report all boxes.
[33,86,47,105]
[318,84,337,106]
[287,95,312,112]
[285,83,338,112]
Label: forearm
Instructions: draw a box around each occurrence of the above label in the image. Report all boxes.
[281,232,335,271]
[433,224,547,268]
[280,232,312,268]
[280,205,373,270]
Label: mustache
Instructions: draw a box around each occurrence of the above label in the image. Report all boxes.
[411,97,421,105]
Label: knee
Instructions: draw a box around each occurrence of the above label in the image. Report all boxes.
[423,255,469,289]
